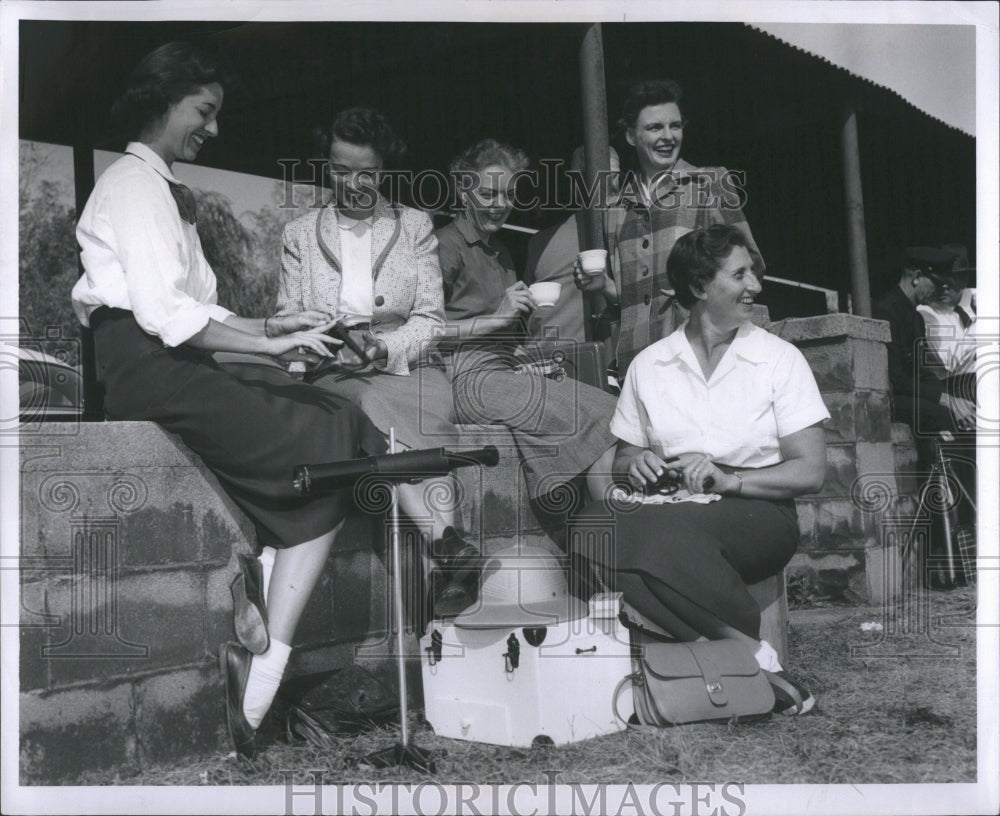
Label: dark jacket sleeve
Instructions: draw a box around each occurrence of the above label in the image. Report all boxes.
[873,295,944,405]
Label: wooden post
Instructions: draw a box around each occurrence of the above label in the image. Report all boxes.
[840,98,873,318]
[579,23,611,341]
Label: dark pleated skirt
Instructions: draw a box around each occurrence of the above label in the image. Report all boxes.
[91,308,386,549]
[571,497,799,639]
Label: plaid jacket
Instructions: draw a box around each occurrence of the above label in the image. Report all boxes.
[603,160,765,375]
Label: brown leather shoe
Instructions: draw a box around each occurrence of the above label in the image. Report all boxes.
[220,641,257,759]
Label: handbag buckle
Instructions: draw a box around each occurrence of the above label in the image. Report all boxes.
[706,681,724,695]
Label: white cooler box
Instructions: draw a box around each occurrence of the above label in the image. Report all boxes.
[419,595,634,747]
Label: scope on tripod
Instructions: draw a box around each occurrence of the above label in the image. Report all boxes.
[293,445,500,495]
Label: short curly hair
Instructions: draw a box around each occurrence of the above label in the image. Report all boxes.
[328,107,407,165]
[667,225,752,309]
[111,42,230,144]
[618,78,684,131]
[449,138,530,178]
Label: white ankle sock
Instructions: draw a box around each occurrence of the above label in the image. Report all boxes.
[258,546,276,605]
[243,638,291,728]
[755,640,784,673]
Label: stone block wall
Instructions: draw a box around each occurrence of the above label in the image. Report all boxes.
[17,420,562,783]
[770,314,913,605]
[17,422,395,782]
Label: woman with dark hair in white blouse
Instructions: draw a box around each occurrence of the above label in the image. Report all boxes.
[72,42,385,759]
[574,224,829,716]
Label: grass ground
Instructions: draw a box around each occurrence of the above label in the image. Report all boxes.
[78,585,977,787]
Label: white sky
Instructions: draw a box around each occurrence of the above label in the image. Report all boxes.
[755,23,976,136]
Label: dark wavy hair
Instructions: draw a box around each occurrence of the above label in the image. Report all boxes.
[111,42,229,143]
[618,78,684,131]
[667,225,752,309]
[328,107,407,164]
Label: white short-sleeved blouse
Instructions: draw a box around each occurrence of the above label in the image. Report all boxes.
[72,142,233,347]
[611,322,830,468]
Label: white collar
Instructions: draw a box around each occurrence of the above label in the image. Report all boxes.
[124,142,180,184]
[337,212,373,230]
[654,321,770,367]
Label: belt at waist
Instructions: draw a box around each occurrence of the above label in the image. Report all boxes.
[89,305,132,328]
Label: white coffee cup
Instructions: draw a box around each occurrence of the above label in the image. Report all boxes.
[578,249,608,277]
[529,281,562,307]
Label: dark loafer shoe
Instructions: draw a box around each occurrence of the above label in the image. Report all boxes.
[431,562,480,618]
[231,554,269,655]
[220,641,257,759]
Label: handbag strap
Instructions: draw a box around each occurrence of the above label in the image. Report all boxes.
[681,642,730,708]
[612,674,636,726]
[612,673,663,732]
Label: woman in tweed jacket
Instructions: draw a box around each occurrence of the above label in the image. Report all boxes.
[278,108,477,618]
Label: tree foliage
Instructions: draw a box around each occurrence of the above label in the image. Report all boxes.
[18,142,316,351]
[18,145,80,348]
[193,189,277,318]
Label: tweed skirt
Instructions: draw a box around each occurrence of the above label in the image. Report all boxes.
[310,364,459,451]
[91,308,386,550]
[449,345,617,499]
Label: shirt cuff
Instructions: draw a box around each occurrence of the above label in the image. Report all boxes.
[156,303,216,347]
[207,304,235,323]
[380,333,411,376]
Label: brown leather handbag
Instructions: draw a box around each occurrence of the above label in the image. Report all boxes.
[614,622,775,726]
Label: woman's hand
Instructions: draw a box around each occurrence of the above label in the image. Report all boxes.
[267,311,332,336]
[572,259,607,293]
[264,330,341,359]
[624,449,673,490]
[493,281,536,321]
[674,452,730,494]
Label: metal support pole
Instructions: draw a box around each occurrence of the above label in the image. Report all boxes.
[840,99,873,318]
[580,23,611,341]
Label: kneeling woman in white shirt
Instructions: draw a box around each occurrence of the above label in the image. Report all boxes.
[573,224,829,715]
[71,42,386,759]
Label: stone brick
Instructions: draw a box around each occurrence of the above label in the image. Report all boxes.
[44,569,206,686]
[771,313,890,344]
[865,541,902,606]
[852,339,890,391]
[892,424,922,496]
[793,500,818,548]
[854,391,892,442]
[821,392,857,443]
[120,501,202,565]
[330,547,396,645]
[813,499,878,549]
[856,441,895,475]
[816,445,857,498]
[20,421,199,471]
[294,570,335,648]
[20,683,136,783]
[21,471,251,570]
[19,580,50,691]
[813,499,855,549]
[455,425,541,540]
[786,549,865,603]
[205,565,234,651]
[818,390,891,444]
[134,664,224,765]
[798,342,854,392]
